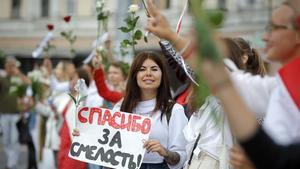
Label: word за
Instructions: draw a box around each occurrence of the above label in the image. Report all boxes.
[78,107,151,134]
[70,129,143,169]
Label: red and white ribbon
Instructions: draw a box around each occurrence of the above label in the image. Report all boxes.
[176,0,189,35]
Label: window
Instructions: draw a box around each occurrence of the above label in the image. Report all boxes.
[67,0,76,14]
[41,0,49,17]
[11,0,21,18]
[218,0,227,10]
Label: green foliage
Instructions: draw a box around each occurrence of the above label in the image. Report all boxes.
[189,0,225,125]
[61,29,77,55]
[31,80,43,101]
[9,84,27,97]
[206,10,225,28]
[96,47,110,71]
[0,49,5,67]
[68,93,77,105]
[43,42,56,56]
[0,49,5,59]
[119,10,147,55]
[78,95,88,104]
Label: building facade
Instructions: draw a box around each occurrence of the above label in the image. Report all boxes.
[0,0,283,59]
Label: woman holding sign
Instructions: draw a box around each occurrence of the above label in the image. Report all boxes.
[114,51,188,169]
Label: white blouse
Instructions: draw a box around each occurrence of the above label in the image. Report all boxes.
[183,96,233,169]
[226,59,300,145]
[225,58,277,117]
[114,99,188,169]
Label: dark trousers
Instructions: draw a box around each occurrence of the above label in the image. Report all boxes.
[140,162,169,169]
[27,141,38,169]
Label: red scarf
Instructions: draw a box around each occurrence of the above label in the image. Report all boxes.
[279,56,300,109]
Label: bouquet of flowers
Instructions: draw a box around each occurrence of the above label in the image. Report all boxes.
[9,76,27,97]
[28,69,46,101]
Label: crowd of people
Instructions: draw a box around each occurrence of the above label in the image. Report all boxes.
[0,0,300,169]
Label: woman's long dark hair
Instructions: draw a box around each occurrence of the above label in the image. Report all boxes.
[120,51,174,117]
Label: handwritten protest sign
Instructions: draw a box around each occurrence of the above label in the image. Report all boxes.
[68,107,152,169]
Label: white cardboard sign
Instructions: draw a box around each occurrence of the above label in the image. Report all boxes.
[69,107,152,169]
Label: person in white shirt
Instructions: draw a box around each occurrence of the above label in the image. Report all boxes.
[114,51,188,169]
[183,37,268,169]
[145,0,300,145]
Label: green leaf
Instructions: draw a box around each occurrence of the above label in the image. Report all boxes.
[132,41,138,45]
[60,31,67,37]
[71,48,76,54]
[144,36,148,43]
[206,10,224,28]
[71,35,77,44]
[132,16,140,28]
[124,17,132,25]
[68,93,77,105]
[121,39,131,48]
[134,30,142,40]
[118,26,131,33]
[98,13,108,20]
[78,95,88,104]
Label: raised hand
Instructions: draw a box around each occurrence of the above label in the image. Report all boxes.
[145,0,176,41]
[92,53,103,70]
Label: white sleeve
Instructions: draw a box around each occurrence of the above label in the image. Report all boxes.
[35,101,52,117]
[167,104,188,169]
[263,82,300,145]
[50,74,70,93]
[230,71,277,117]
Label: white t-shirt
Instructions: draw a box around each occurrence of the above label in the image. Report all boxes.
[114,98,188,169]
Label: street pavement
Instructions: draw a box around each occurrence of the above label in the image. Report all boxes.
[0,137,27,169]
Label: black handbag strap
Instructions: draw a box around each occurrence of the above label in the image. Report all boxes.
[187,132,202,165]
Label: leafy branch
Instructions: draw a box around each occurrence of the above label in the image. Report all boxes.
[119,4,146,55]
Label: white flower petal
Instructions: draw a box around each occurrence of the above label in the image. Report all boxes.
[128,4,139,13]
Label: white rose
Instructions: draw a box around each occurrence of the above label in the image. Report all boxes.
[10,76,22,85]
[128,4,139,13]
[96,0,104,12]
[97,45,104,53]
[28,70,43,81]
[96,1,102,8]
[9,86,17,94]
[74,78,88,97]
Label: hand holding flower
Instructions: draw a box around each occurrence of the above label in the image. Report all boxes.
[72,128,80,137]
